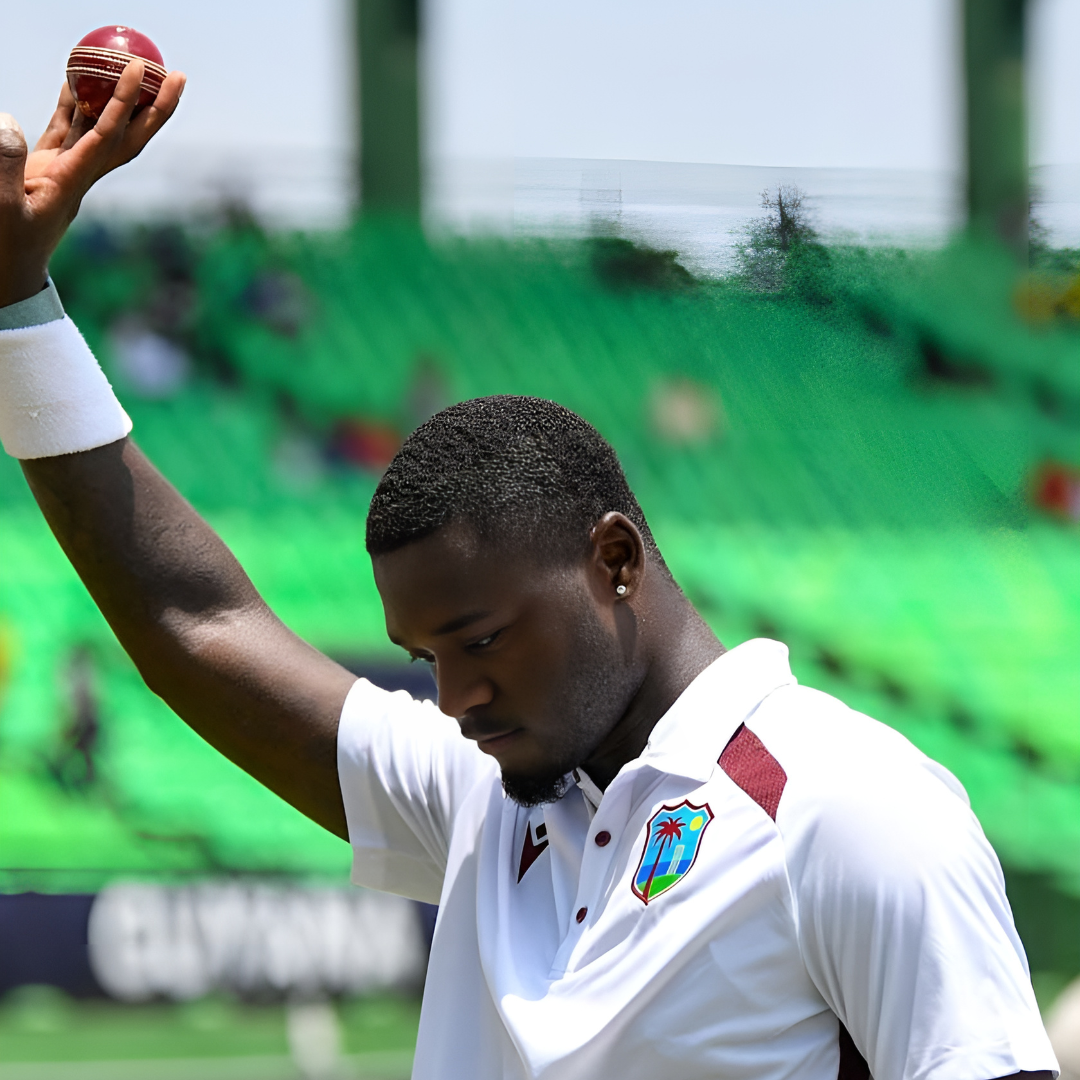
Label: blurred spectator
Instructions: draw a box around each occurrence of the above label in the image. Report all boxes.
[407,354,451,429]
[145,280,199,338]
[109,317,193,400]
[649,377,724,445]
[327,419,402,473]
[1014,273,1080,324]
[144,224,197,284]
[1033,462,1080,522]
[47,646,99,792]
[274,431,329,491]
[71,222,121,264]
[243,271,311,337]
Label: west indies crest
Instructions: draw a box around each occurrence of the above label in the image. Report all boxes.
[632,800,714,904]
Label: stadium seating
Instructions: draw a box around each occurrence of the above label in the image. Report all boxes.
[1,221,1077,904]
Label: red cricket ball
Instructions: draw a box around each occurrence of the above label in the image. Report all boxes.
[66,25,167,121]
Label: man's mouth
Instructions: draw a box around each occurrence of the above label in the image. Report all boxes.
[467,727,524,754]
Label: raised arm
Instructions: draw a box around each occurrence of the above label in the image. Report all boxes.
[22,440,354,836]
[1,65,354,838]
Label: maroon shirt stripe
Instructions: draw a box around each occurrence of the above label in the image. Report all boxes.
[718,724,787,821]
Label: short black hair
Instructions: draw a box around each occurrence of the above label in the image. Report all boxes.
[366,395,662,566]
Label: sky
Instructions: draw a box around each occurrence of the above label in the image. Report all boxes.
[426,0,961,169]
[1,0,1078,220]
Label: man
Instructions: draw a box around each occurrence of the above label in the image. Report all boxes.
[0,68,1059,1080]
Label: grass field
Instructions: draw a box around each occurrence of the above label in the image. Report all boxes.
[0,988,420,1079]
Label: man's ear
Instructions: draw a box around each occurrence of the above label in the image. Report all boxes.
[589,512,646,602]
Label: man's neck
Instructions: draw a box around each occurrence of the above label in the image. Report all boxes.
[582,597,724,790]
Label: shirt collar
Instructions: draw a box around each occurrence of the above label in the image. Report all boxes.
[572,767,605,819]
[633,638,797,784]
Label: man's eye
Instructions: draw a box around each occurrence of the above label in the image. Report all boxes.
[472,630,500,649]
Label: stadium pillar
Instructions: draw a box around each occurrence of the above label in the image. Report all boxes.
[356,0,421,217]
[963,0,1029,257]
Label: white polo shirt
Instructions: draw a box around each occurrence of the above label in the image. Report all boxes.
[337,638,1057,1080]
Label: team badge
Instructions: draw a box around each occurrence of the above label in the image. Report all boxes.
[632,800,714,904]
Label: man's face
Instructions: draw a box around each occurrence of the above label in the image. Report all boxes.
[372,524,642,804]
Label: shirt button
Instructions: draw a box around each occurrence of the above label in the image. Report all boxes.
[595,831,611,847]
[575,907,588,923]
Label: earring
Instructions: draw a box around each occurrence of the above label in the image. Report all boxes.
[616,585,628,596]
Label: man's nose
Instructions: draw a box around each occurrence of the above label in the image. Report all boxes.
[435,664,494,720]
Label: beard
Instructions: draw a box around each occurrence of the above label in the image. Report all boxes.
[500,595,636,808]
[500,769,573,808]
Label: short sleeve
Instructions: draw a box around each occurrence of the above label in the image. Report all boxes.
[336,677,498,904]
[787,745,1058,1080]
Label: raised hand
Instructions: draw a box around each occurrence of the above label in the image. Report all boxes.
[0,60,186,307]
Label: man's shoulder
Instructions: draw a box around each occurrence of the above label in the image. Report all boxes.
[749,681,968,806]
[739,683,982,886]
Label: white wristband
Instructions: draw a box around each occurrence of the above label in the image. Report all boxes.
[0,315,132,460]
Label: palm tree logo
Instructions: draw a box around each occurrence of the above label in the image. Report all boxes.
[640,815,684,902]
[632,800,714,904]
